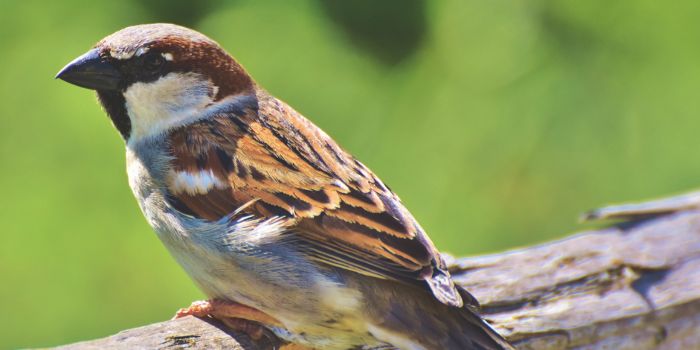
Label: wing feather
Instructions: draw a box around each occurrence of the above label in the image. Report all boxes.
[163,91,465,307]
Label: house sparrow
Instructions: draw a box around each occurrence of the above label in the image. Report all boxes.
[56,24,513,350]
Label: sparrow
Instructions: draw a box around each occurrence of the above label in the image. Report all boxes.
[56,24,514,350]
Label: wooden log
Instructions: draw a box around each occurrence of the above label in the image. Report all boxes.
[53,193,700,349]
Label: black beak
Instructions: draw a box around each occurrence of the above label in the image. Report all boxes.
[56,48,122,91]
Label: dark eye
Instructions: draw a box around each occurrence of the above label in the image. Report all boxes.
[143,53,165,72]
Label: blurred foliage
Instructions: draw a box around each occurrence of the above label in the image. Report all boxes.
[318,0,427,65]
[138,0,224,26]
[2,0,700,348]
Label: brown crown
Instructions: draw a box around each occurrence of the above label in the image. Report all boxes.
[97,23,254,99]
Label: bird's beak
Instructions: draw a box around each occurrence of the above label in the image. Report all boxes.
[56,48,122,91]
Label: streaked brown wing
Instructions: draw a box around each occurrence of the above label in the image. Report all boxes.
[164,91,464,307]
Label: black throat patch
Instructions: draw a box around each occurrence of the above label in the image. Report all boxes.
[97,90,131,140]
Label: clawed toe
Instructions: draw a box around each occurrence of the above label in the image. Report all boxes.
[172,300,213,320]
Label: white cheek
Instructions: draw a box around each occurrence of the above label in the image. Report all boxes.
[124,72,215,141]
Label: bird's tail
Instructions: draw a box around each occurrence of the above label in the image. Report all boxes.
[360,279,514,350]
[453,285,515,350]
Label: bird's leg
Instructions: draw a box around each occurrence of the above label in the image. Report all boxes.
[173,299,282,341]
[174,299,282,327]
[173,299,314,349]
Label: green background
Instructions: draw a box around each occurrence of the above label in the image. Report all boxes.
[2,0,699,348]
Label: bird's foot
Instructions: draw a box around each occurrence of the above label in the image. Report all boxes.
[174,299,302,345]
[174,299,314,349]
[174,299,280,326]
[173,300,213,319]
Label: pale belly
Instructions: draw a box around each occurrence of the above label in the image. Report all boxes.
[155,218,384,349]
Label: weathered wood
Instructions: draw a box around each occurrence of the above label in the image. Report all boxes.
[455,209,700,349]
[54,194,700,349]
[54,316,252,350]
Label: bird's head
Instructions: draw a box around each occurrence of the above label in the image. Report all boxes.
[57,23,254,141]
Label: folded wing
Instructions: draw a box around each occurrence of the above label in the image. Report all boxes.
[164,92,466,307]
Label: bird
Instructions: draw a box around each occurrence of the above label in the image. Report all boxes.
[56,23,514,350]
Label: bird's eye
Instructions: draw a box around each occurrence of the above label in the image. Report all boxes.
[143,53,165,72]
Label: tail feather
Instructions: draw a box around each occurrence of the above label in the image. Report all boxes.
[357,277,514,350]
[455,307,515,350]
[455,285,514,350]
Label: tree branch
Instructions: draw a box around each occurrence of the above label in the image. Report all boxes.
[54,193,700,349]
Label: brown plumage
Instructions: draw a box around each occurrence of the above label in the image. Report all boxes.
[57,23,514,350]
[164,90,464,306]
